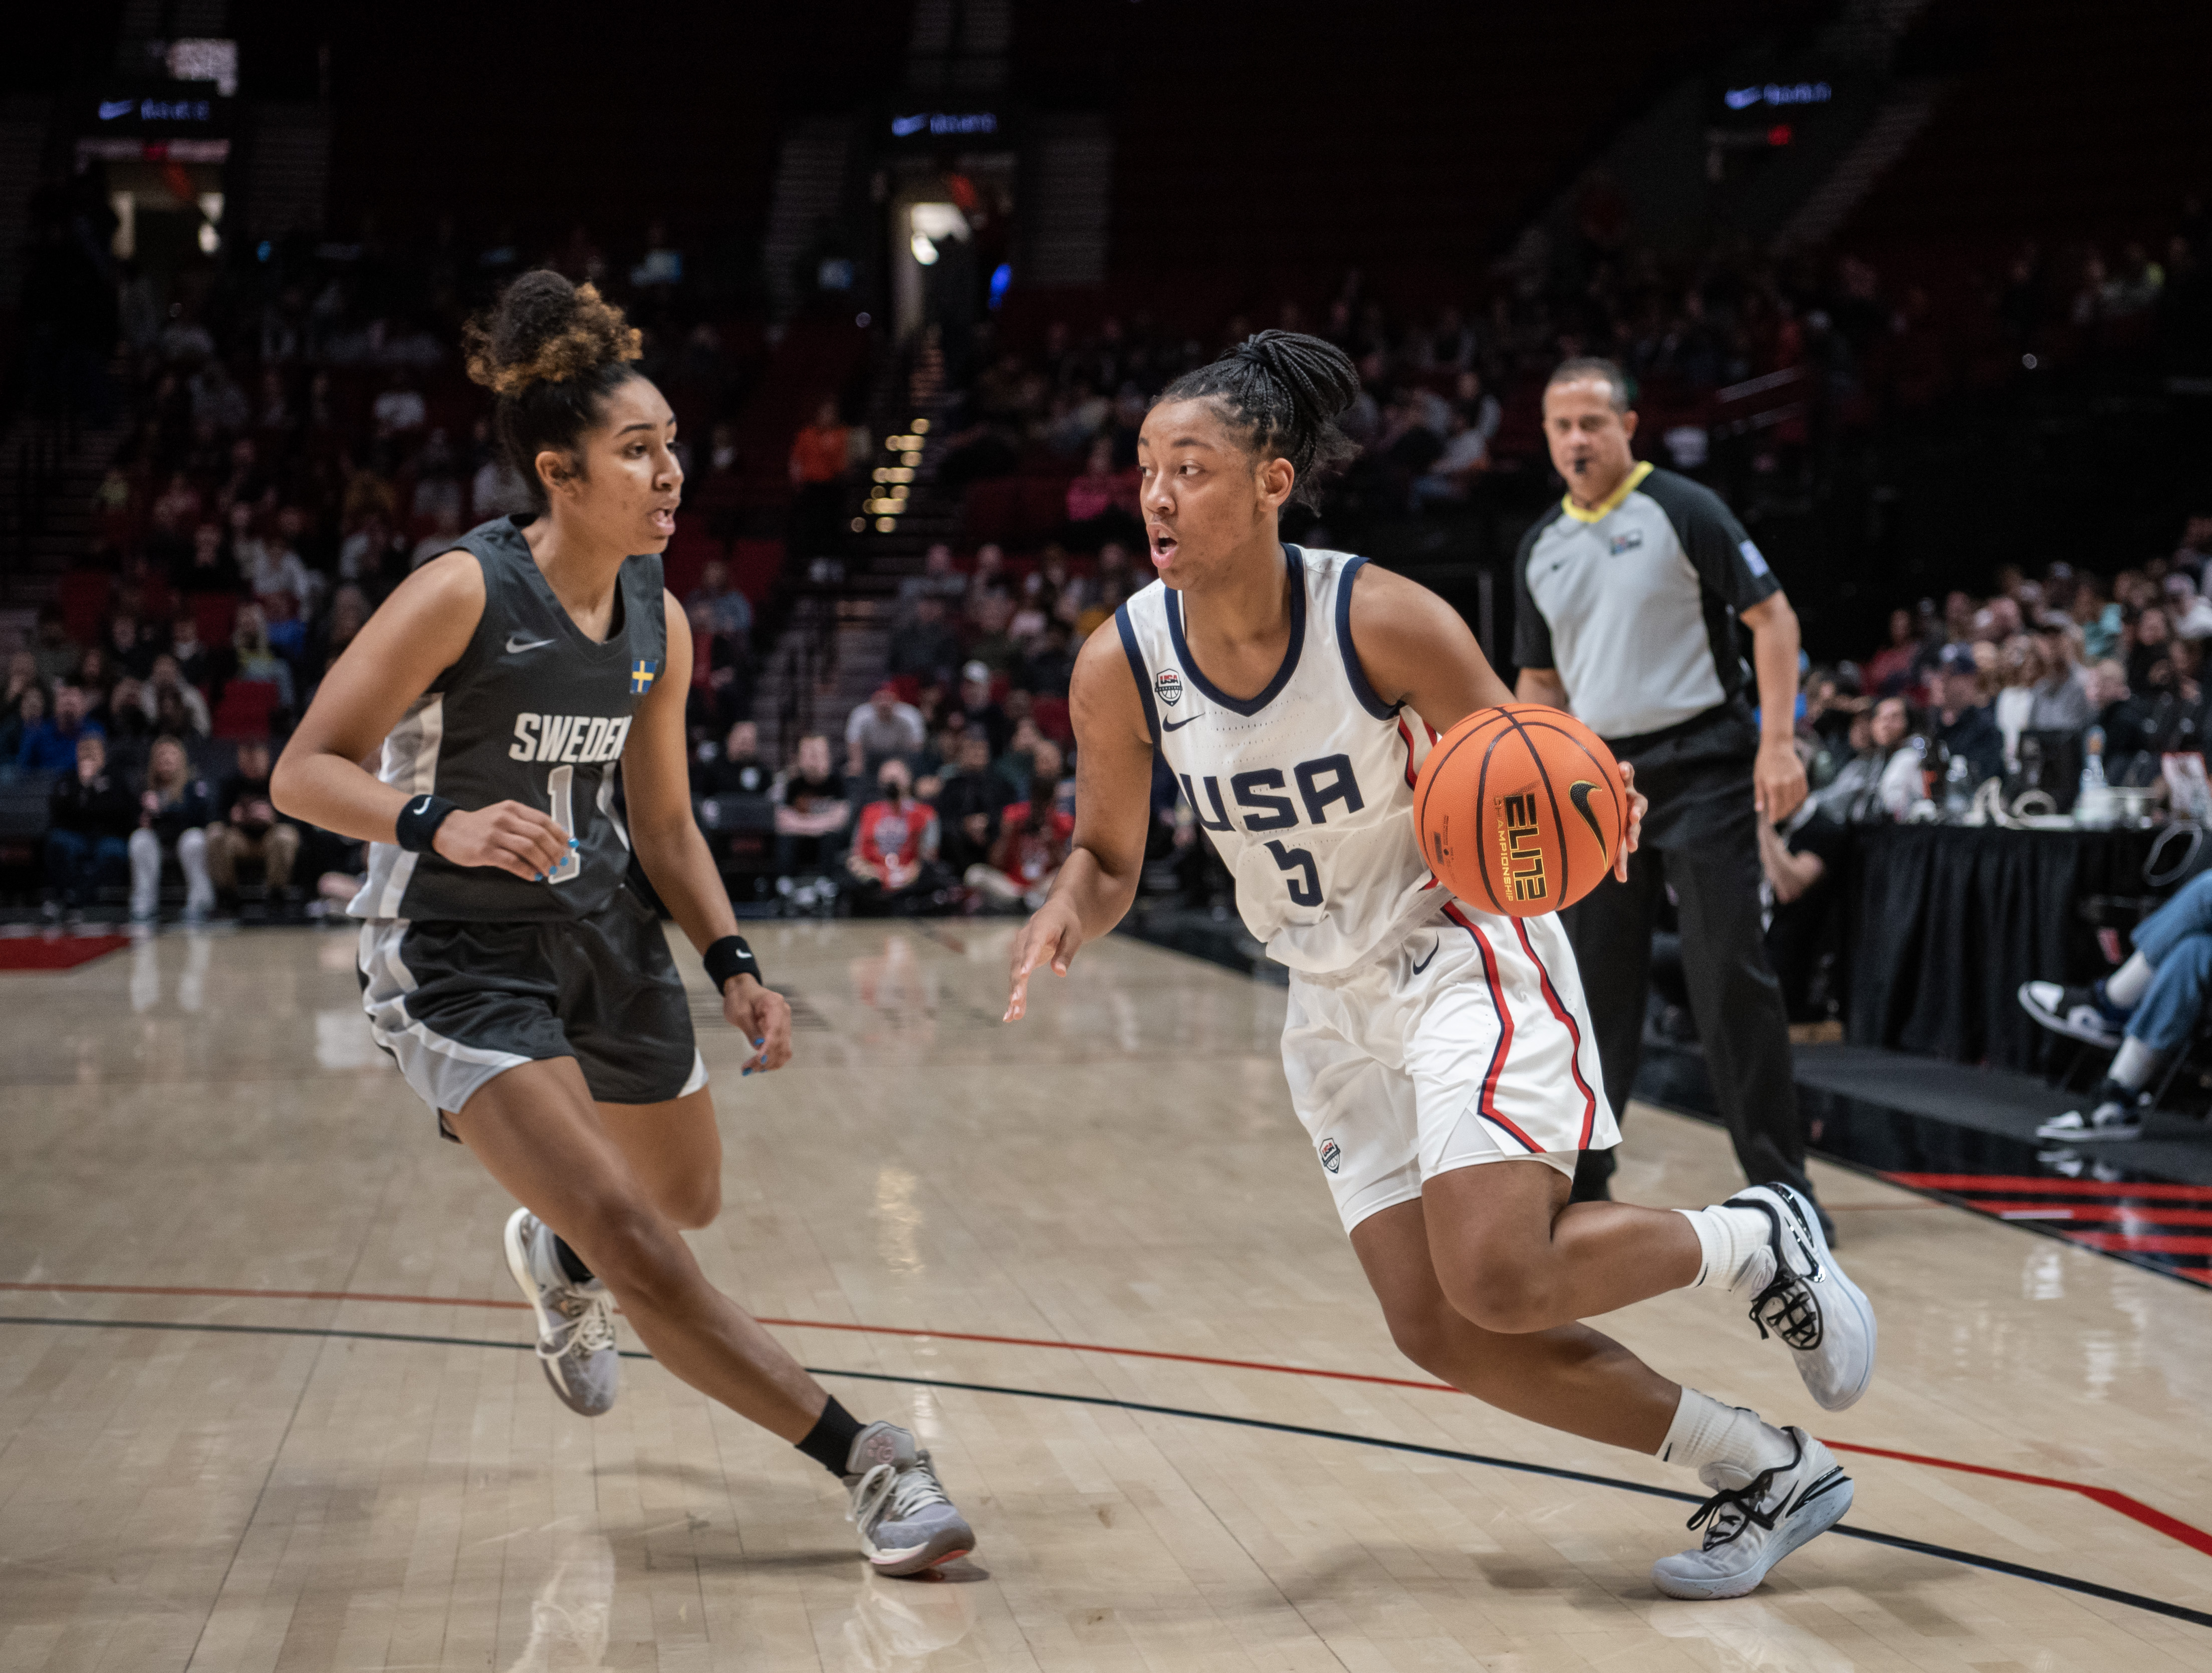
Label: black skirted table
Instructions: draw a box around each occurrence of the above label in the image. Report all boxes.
[1844,824,2161,1072]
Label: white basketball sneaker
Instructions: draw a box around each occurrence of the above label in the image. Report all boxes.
[503,1208,621,1417]
[1730,1183,1877,1411]
[844,1420,975,1576]
[1651,1427,1854,1600]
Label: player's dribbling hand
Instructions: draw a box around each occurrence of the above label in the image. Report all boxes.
[723,976,793,1073]
[1615,761,1646,883]
[1004,897,1083,1022]
[431,800,573,881]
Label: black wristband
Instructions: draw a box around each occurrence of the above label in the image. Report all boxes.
[704,935,763,992]
[394,794,460,854]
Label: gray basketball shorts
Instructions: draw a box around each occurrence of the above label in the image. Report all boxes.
[355,886,707,1138]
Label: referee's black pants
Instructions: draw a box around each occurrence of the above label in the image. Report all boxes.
[1562,716,1813,1205]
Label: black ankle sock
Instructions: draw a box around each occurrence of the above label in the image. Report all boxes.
[797,1395,866,1478]
[552,1235,595,1285]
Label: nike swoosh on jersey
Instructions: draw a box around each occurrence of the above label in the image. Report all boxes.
[1161,711,1204,732]
[1568,780,1612,856]
[1410,938,1438,975]
[506,633,557,653]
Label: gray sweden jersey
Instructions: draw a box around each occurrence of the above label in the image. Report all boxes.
[349,516,668,923]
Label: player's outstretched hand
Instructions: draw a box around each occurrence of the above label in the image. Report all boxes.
[1615,762,1647,883]
[723,976,793,1074]
[1005,896,1084,1022]
[432,800,573,881]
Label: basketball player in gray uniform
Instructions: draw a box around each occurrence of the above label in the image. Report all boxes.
[1004,332,1875,1600]
[274,272,972,1576]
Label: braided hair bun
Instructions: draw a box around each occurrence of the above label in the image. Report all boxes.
[463,272,647,509]
[1156,330,1362,511]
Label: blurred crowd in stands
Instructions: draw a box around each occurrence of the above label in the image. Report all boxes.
[1788,512,2212,825]
[1,213,797,922]
[935,192,2210,546]
[5,183,2209,925]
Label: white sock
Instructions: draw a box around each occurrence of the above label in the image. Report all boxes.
[2104,952,2153,1010]
[1659,1387,1798,1488]
[2110,1035,2163,1092]
[1675,1203,1776,1294]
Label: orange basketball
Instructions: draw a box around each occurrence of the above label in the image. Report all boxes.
[1412,705,1626,917]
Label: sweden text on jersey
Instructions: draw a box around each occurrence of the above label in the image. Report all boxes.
[350,516,667,922]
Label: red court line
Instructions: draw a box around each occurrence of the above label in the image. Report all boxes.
[0,933,132,972]
[0,1282,1457,1392]
[1885,1172,2212,1204]
[8,1278,2211,1558]
[1973,1201,2212,1229]
[2058,1230,2212,1257]
[1824,1443,2212,1560]
[0,1281,533,1310]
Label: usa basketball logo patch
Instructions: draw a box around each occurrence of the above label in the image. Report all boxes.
[1155,669,1182,707]
[1319,1138,1341,1173]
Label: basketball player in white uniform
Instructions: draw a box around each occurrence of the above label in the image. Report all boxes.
[1005,332,1877,1599]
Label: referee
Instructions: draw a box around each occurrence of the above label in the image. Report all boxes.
[1512,358,1825,1230]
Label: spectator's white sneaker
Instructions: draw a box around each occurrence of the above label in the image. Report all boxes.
[2036,1086,2145,1143]
[1651,1428,1853,1600]
[1728,1184,1877,1411]
[2018,981,2125,1049]
[503,1209,620,1417]
[845,1420,975,1576]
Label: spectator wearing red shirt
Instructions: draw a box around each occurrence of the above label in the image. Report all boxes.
[1063,436,1141,551]
[846,758,946,914]
[1862,608,1925,698]
[963,744,1071,910]
[789,399,851,560]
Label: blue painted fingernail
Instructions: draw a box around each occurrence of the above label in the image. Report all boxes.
[569,839,579,849]
[753,1038,764,1047]
[741,1067,753,1077]
[534,871,545,882]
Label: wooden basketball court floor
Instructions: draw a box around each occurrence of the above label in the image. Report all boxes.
[5,920,2211,1671]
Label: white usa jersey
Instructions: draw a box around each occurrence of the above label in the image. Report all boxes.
[1115,545,1448,975]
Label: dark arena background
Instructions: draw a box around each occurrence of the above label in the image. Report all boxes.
[4,3,2212,1668]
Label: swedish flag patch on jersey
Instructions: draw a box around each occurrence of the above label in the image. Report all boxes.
[630,659,659,695]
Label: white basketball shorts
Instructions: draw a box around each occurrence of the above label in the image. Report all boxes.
[1281,901,1619,1234]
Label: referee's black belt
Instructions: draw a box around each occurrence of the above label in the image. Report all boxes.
[1600,695,1757,759]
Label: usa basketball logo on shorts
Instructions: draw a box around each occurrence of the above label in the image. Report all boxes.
[1155,669,1183,707]
[1319,1137,1341,1173]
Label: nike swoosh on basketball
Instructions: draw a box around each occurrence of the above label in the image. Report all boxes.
[1568,780,1612,855]
[1410,938,1438,975]
[506,632,557,654]
[1161,712,1204,732]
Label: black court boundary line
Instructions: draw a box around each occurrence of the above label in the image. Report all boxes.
[6,1315,2207,1632]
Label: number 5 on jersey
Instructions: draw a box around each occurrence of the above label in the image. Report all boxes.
[1267,840,1322,908]
[545,765,581,883]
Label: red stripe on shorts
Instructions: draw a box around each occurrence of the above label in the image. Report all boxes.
[1513,918,1599,1149]
[1441,902,1543,1153]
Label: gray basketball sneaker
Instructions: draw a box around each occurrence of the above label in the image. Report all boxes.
[503,1208,620,1417]
[1729,1183,1877,1411]
[844,1420,975,1576]
[1652,1427,1854,1600]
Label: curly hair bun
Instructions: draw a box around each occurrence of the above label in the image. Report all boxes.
[463,271,642,395]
